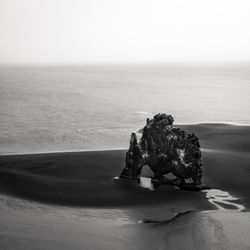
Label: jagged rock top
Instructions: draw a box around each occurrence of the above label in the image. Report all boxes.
[146,113,174,128]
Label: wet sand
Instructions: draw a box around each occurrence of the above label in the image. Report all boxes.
[0,123,250,249]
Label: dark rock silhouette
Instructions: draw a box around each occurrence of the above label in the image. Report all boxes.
[120,113,205,190]
[120,133,142,180]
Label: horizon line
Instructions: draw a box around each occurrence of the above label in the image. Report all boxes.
[1,61,250,67]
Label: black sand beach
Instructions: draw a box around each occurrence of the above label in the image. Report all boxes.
[0,123,250,249]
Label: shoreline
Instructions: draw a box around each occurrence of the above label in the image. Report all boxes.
[1,122,250,156]
[0,148,127,157]
[0,122,250,208]
[0,122,250,207]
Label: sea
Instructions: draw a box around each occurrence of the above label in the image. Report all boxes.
[0,63,250,154]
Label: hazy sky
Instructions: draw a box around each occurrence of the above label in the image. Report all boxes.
[0,0,250,64]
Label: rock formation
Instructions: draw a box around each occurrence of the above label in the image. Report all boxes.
[120,133,142,180]
[120,113,204,190]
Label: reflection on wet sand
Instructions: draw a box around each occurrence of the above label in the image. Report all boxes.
[138,177,155,191]
[203,189,245,211]
[136,177,245,211]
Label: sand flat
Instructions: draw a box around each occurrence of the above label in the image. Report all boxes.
[0,123,250,249]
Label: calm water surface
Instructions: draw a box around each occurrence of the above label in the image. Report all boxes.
[1,64,250,154]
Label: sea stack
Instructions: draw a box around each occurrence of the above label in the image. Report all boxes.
[120,113,203,190]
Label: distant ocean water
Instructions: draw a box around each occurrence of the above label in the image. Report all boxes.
[0,64,250,154]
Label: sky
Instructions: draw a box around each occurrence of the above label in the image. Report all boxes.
[0,0,250,64]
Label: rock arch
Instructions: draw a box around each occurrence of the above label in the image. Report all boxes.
[120,113,203,190]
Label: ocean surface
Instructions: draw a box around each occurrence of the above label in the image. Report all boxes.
[0,63,250,154]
